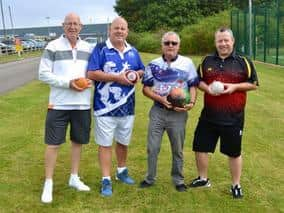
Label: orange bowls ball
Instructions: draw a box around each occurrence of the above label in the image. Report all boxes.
[74,78,89,89]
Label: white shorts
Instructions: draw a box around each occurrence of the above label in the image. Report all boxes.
[94,116,135,146]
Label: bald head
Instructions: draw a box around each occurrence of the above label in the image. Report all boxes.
[62,12,82,46]
[64,12,81,25]
[109,16,129,48]
[111,16,128,29]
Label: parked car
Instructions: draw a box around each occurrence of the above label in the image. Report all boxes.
[0,42,8,53]
[21,41,32,51]
[0,40,15,54]
[34,39,47,48]
[84,37,97,48]
[25,39,43,49]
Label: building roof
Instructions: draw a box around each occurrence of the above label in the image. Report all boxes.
[0,23,108,38]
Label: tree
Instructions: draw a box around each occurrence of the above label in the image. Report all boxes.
[114,0,274,32]
[114,0,201,32]
[197,0,231,16]
[114,0,148,31]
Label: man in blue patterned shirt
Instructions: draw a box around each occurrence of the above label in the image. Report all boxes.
[87,17,144,196]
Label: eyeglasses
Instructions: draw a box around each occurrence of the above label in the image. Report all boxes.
[163,41,179,46]
[64,22,81,27]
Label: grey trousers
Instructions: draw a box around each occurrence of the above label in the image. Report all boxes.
[144,105,188,185]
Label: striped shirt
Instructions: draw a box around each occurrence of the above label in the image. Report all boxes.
[39,35,93,110]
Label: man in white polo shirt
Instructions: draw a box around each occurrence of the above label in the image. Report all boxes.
[38,12,93,203]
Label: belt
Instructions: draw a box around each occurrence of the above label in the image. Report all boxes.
[156,104,174,111]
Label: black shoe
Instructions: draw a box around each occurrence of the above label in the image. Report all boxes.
[231,185,243,199]
[176,184,187,192]
[188,176,211,188]
[139,180,153,188]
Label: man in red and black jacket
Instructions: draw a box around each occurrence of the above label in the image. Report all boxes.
[188,27,259,199]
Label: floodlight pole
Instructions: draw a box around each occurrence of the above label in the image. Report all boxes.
[46,16,50,36]
[8,5,15,36]
[248,0,252,57]
[0,0,7,38]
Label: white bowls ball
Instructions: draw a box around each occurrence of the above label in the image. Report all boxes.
[210,81,224,94]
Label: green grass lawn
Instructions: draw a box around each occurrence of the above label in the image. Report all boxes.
[0,53,283,212]
[0,50,43,64]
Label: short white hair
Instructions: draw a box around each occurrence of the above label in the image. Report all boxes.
[161,31,180,43]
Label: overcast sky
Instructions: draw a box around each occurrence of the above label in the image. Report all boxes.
[0,0,118,29]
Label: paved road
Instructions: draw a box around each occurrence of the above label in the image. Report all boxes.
[0,57,40,94]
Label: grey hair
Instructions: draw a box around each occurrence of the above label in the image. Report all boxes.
[161,31,180,43]
[215,27,234,39]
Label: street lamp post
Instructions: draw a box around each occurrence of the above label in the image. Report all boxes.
[8,5,15,36]
[0,0,7,38]
[46,16,50,37]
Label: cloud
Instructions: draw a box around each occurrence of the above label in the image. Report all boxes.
[1,0,117,28]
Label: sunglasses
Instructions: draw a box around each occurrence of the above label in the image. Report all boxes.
[163,41,179,46]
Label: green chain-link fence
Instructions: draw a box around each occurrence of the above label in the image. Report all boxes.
[231,1,284,66]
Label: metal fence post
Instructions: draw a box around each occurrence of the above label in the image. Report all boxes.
[249,0,253,57]
[264,7,267,62]
[231,1,282,66]
[236,11,240,52]
[253,6,256,60]
[244,10,248,55]
[276,0,280,65]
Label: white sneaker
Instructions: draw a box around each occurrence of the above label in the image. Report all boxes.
[41,179,53,203]
[69,176,90,191]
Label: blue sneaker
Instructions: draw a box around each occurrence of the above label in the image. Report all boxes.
[116,168,135,185]
[101,179,112,197]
